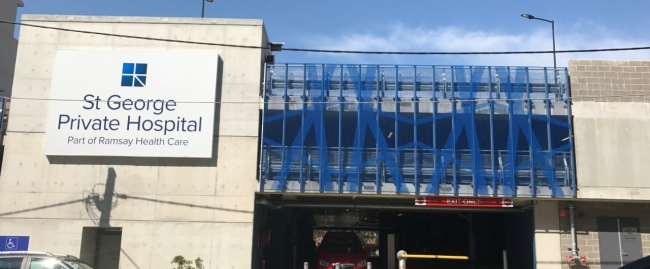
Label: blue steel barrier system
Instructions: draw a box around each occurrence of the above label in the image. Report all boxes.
[259,64,576,197]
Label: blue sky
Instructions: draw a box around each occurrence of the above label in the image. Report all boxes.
[13,0,650,67]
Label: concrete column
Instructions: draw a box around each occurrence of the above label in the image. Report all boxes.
[387,234,396,269]
[534,201,562,269]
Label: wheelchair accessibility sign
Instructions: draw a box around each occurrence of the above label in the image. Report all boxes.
[0,236,29,251]
[5,238,17,249]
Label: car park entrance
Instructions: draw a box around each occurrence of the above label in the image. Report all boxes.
[253,194,535,269]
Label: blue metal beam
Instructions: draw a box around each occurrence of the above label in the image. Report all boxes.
[489,67,497,196]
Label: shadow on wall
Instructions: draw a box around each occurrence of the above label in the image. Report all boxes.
[0,166,253,269]
[82,167,253,218]
[82,167,251,269]
[0,169,253,219]
[84,167,137,269]
[45,56,225,167]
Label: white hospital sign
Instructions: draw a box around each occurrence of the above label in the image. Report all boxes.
[44,50,218,158]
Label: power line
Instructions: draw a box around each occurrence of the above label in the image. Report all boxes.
[0,19,263,50]
[5,93,650,105]
[3,19,650,55]
[283,46,650,55]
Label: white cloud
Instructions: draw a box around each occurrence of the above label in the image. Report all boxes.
[298,23,650,67]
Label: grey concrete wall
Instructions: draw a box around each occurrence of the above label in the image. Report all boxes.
[557,201,650,269]
[0,15,269,269]
[0,0,22,97]
[534,200,563,269]
[569,60,650,200]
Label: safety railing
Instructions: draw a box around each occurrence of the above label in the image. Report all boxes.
[260,146,573,185]
[265,64,570,101]
[304,261,373,269]
[260,144,574,196]
[396,250,469,269]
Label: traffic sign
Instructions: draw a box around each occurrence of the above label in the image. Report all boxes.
[560,210,566,218]
[0,236,29,252]
[414,196,514,208]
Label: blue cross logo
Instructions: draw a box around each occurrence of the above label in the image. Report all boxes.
[121,63,147,87]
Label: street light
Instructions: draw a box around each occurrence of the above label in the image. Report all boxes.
[521,14,556,74]
[202,0,213,18]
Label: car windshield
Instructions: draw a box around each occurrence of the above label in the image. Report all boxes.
[61,259,94,269]
[320,236,363,253]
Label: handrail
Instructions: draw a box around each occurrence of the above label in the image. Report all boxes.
[397,250,469,269]
[400,254,469,260]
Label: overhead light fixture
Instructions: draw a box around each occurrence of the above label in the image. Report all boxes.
[520,13,557,81]
[521,14,535,19]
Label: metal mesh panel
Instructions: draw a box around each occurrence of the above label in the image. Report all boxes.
[261,63,575,197]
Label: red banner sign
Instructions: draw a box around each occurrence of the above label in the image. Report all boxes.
[415,196,513,208]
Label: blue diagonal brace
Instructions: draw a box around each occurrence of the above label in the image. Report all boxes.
[365,114,407,193]
[517,116,564,197]
[271,112,316,190]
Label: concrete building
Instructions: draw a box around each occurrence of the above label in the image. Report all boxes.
[257,63,573,269]
[0,0,22,98]
[498,59,650,269]
[557,60,650,269]
[0,0,23,138]
[0,14,271,269]
[252,60,650,269]
[1,13,650,269]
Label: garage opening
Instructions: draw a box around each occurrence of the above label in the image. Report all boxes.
[253,195,534,269]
